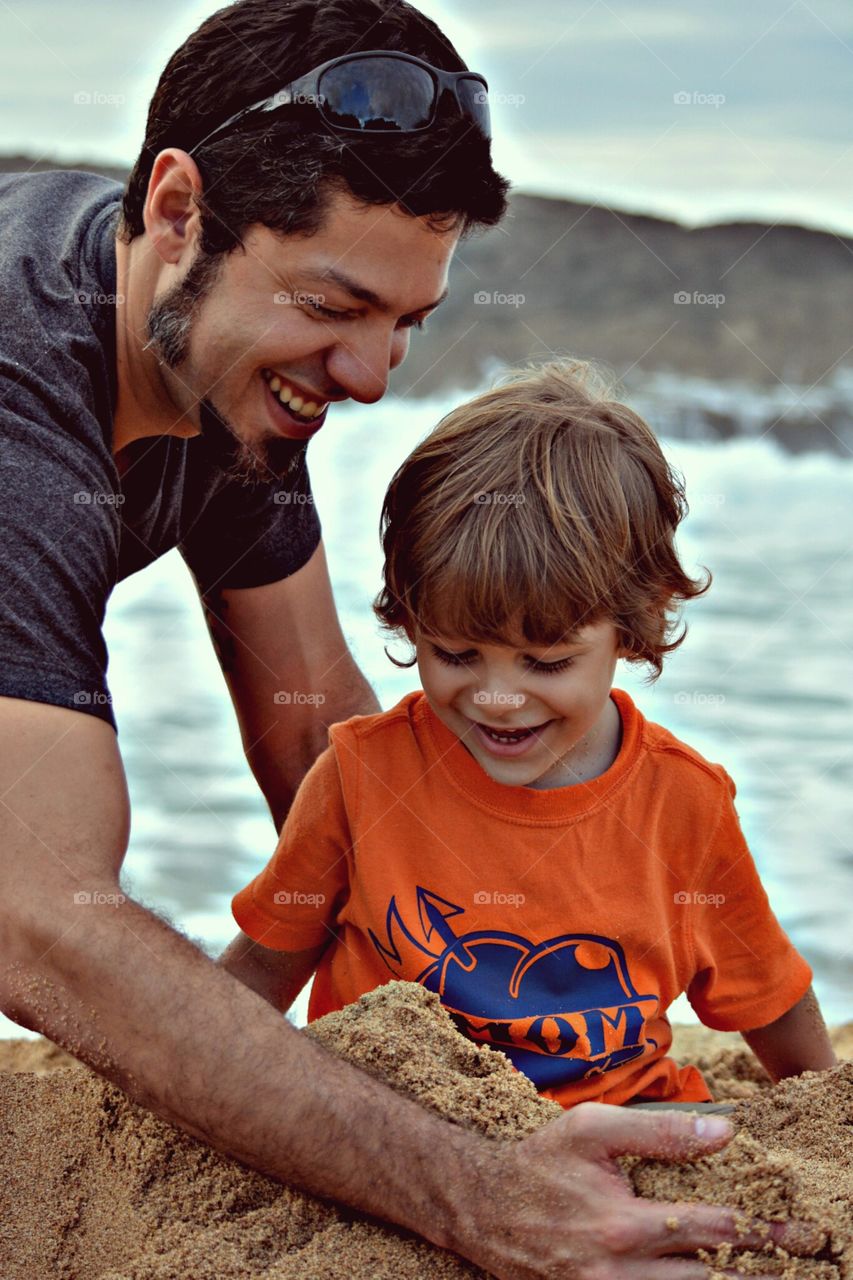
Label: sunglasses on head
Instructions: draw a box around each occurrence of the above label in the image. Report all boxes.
[190,50,491,152]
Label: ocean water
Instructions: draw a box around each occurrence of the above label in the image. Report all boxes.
[2,386,851,1039]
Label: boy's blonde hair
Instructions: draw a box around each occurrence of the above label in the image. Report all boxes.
[374,360,710,678]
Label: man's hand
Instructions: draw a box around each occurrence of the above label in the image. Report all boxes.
[455,1104,824,1280]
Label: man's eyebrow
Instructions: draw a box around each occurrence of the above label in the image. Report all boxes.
[313,266,449,317]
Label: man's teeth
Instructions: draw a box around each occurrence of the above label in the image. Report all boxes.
[265,372,324,419]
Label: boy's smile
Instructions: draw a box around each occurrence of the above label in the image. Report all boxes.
[415,620,628,789]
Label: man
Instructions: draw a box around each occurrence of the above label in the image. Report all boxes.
[0,1,817,1275]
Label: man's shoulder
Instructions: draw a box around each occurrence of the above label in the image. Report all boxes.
[0,168,122,258]
[0,168,120,451]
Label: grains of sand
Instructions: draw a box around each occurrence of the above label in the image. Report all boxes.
[0,982,849,1279]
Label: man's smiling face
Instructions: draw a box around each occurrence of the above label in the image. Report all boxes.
[145,182,459,482]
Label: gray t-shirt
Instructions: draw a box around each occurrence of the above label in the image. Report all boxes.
[0,169,321,730]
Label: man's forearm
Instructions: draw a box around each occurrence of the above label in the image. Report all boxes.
[2,892,484,1253]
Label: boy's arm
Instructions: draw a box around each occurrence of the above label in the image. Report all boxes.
[218,930,328,1014]
[741,986,837,1082]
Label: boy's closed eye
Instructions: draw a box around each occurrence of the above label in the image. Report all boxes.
[429,643,578,675]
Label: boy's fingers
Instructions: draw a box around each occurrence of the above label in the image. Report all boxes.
[649,1203,827,1260]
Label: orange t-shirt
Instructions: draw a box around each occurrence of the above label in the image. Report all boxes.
[232,689,812,1108]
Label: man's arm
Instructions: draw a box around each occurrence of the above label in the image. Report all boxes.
[741,986,837,1081]
[0,699,823,1278]
[200,540,380,831]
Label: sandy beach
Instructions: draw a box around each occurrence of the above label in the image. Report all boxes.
[1,983,850,1279]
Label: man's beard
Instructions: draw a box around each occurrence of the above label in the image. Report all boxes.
[145,248,308,485]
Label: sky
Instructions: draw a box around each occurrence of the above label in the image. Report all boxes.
[1,0,852,231]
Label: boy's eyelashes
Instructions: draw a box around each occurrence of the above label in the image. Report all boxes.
[429,644,576,674]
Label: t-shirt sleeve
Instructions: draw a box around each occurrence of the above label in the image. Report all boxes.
[179,453,321,594]
[232,742,351,950]
[686,773,813,1031]
[0,402,119,729]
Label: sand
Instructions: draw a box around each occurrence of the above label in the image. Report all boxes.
[0,983,850,1279]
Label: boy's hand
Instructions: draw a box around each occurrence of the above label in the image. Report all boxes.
[457,1104,825,1280]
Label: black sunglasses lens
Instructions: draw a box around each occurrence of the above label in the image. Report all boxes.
[319,58,436,131]
[457,76,491,137]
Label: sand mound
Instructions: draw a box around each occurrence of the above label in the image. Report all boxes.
[0,983,850,1279]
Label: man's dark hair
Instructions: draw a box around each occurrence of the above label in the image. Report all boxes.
[120,0,510,255]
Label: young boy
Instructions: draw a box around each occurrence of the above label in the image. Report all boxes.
[221,360,836,1109]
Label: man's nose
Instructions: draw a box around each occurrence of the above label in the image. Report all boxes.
[324,328,410,405]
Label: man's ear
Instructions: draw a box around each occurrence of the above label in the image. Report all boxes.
[142,149,204,266]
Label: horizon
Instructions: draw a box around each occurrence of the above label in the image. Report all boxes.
[2,148,849,242]
[1,0,851,236]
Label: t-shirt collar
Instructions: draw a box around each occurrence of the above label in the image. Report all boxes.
[418,687,642,823]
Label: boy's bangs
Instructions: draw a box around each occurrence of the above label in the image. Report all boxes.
[414,557,596,651]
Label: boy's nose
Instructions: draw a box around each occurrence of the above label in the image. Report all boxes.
[471,689,528,720]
